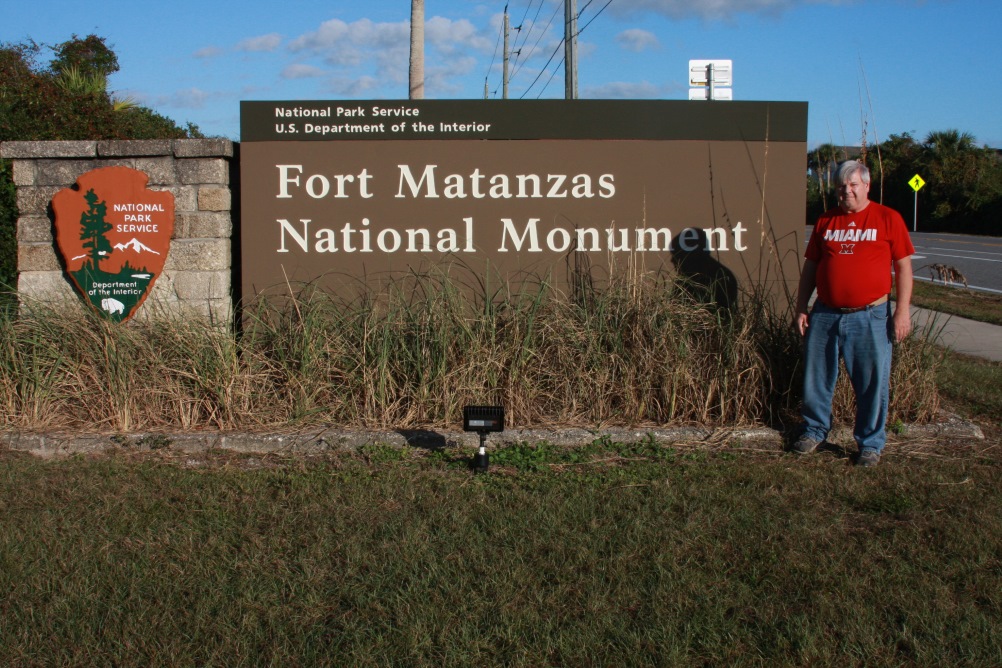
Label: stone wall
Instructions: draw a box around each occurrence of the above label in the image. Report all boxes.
[1,139,235,323]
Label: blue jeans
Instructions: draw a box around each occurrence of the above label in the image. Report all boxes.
[801,300,894,453]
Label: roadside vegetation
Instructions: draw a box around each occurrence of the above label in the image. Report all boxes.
[0,269,942,433]
[911,279,1002,326]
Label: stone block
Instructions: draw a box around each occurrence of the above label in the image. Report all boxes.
[177,158,229,185]
[98,140,173,157]
[17,243,62,272]
[134,157,178,186]
[173,139,234,158]
[148,272,178,300]
[151,185,197,212]
[204,298,234,325]
[185,297,234,326]
[136,291,233,326]
[17,271,77,302]
[16,187,61,216]
[198,186,231,212]
[170,270,231,301]
[165,238,230,271]
[36,159,100,186]
[0,140,97,159]
[175,211,231,239]
[17,216,54,243]
[12,160,35,186]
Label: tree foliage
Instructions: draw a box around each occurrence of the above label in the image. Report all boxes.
[0,35,199,143]
[0,34,202,288]
[50,34,120,79]
[807,131,1002,235]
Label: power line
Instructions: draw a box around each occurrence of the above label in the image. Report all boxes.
[576,0,614,36]
[536,55,565,98]
[511,0,543,57]
[518,36,565,98]
[491,0,615,99]
[510,0,557,80]
[510,0,563,91]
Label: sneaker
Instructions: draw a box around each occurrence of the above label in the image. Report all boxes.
[791,435,821,454]
[857,450,881,467]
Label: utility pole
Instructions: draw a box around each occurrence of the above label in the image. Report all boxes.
[564,0,577,99]
[409,0,425,99]
[503,11,510,99]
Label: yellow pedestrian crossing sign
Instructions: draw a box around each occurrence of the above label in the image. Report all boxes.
[909,174,926,192]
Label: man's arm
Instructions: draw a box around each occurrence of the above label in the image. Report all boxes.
[892,255,913,342]
[794,259,818,337]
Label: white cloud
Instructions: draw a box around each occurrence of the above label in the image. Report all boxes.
[287,15,498,94]
[288,17,407,85]
[424,56,479,96]
[236,33,283,53]
[289,18,407,57]
[615,29,660,52]
[152,87,220,110]
[425,16,493,55]
[610,0,832,20]
[325,75,381,97]
[193,46,224,59]
[282,64,327,79]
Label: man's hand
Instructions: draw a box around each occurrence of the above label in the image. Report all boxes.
[892,256,914,343]
[794,312,809,337]
[892,308,912,342]
[794,259,818,339]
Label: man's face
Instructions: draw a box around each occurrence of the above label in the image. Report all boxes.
[838,173,870,213]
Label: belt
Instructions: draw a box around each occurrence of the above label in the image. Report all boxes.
[824,294,889,313]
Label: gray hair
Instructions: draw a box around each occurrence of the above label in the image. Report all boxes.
[836,160,870,185]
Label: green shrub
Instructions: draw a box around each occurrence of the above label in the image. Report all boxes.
[0,35,198,294]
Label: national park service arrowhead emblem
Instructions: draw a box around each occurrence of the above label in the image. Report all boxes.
[52,167,174,323]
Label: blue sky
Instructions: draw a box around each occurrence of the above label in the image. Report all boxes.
[4,0,1000,148]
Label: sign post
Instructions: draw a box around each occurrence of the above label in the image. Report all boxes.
[908,174,926,232]
[688,59,732,101]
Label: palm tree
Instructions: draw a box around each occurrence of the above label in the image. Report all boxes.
[54,63,136,111]
[924,129,976,156]
[921,130,991,224]
[409,0,425,99]
[807,143,841,212]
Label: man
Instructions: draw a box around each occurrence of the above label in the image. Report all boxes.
[793,160,914,467]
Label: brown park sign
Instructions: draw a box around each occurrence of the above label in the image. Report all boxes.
[52,166,174,322]
[240,100,808,302]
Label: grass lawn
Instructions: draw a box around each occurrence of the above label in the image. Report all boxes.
[911,279,1002,326]
[2,434,1001,667]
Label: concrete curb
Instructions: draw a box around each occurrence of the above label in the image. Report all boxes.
[1,416,984,458]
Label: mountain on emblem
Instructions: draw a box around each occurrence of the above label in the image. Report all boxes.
[114,238,162,255]
[52,167,174,323]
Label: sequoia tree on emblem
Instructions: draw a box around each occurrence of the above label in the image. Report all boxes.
[52,167,174,323]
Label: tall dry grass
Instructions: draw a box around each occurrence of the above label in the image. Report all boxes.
[0,270,940,433]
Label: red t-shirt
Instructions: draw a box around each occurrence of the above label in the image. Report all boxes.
[805,201,915,309]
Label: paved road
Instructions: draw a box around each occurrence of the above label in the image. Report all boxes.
[909,232,1002,294]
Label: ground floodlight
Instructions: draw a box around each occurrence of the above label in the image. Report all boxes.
[463,405,505,472]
